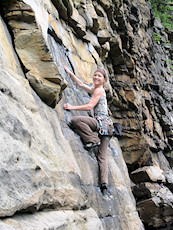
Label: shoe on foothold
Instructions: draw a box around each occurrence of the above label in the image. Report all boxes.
[84,141,101,150]
[101,183,108,189]
[101,183,108,195]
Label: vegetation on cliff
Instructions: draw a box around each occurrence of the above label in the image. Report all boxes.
[151,0,173,74]
[151,0,173,31]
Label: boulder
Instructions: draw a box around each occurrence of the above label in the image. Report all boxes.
[131,166,166,184]
[133,182,173,228]
[0,208,104,230]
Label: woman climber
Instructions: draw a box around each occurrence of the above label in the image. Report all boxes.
[63,65,113,194]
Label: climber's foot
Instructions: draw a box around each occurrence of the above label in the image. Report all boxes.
[84,141,101,150]
[101,183,108,195]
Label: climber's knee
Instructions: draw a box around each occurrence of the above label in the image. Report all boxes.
[71,116,78,125]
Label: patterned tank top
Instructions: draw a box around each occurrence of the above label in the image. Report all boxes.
[94,90,113,125]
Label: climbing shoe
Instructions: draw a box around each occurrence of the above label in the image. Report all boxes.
[84,141,101,150]
[101,183,108,195]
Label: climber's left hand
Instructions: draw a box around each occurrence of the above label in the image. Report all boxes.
[64,103,72,110]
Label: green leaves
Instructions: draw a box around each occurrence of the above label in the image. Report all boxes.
[151,0,173,31]
[167,58,173,75]
[151,1,173,74]
[153,32,162,43]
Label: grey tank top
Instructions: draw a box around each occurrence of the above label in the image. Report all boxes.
[94,90,113,125]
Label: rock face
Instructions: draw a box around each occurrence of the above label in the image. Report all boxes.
[3,0,67,107]
[0,0,172,229]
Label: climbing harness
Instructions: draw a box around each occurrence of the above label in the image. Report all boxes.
[96,117,122,138]
[97,118,109,136]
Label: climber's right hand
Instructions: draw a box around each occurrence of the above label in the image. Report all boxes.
[64,65,72,75]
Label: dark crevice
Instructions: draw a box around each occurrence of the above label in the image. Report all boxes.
[48,25,63,45]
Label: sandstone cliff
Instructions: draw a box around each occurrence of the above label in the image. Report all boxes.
[0,0,172,229]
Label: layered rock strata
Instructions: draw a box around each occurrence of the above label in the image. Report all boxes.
[1,0,67,107]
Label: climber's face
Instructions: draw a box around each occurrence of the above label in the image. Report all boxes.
[93,71,106,87]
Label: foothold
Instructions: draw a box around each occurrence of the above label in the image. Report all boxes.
[35,165,41,171]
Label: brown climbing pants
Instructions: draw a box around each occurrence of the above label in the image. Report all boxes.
[71,116,112,184]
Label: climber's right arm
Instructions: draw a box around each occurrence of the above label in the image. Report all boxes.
[64,65,94,94]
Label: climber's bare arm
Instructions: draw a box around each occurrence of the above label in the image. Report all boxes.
[64,65,94,94]
[64,87,103,111]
